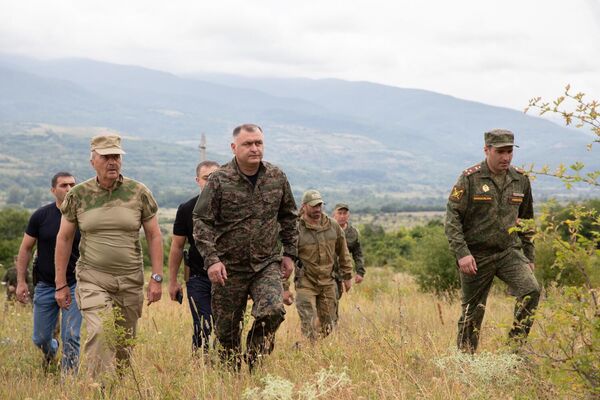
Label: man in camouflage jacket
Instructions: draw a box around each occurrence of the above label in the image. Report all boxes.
[331,203,365,322]
[295,190,353,341]
[193,124,298,371]
[445,129,540,353]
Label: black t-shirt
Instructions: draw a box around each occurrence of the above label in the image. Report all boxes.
[26,202,81,287]
[244,171,259,187]
[173,195,207,276]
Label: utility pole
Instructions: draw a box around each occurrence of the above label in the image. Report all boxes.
[199,133,206,162]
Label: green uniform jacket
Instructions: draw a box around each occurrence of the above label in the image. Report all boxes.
[333,223,365,279]
[193,158,298,273]
[445,160,535,262]
[298,214,353,286]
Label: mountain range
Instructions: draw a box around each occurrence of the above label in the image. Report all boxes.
[0,54,596,209]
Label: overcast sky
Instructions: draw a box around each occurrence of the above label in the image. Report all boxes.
[1,0,599,111]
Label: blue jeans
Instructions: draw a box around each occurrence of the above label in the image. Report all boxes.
[186,274,212,352]
[32,282,82,372]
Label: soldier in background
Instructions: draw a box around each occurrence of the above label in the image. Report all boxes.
[295,190,353,341]
[193,124,298,371]
[2,258,18,301]
[168,160,219,354]
[445,129,540,353]
[331,203,365,322]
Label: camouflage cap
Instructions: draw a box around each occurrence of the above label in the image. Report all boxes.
[484,129,519,148]
[90,134,126,155]
[302,189,324,206]
[334,203,350,212]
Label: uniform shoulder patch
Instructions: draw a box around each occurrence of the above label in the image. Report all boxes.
[449,185,465,202]
[462,164,481,176]
[513,166,527,175]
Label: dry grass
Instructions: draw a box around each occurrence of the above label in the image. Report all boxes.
[0,269,551,399]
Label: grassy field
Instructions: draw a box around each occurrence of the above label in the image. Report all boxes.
[0,268,561,399]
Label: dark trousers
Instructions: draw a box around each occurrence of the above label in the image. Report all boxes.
[186,274,212,352]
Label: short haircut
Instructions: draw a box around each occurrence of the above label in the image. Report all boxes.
[232,124,263,138]
[196,160,220,177]
[51,172,74,188]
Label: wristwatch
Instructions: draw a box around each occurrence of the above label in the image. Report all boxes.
[151,273,163,283]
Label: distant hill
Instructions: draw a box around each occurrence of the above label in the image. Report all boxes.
[0,54,596,210]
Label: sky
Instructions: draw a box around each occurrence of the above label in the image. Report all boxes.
[1,0,599,111]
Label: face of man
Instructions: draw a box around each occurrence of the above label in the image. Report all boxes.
[484,145,513,174]
[231,128,264,169]
[303,202,323,222]
[196,165,219,190]
[90,152,122,183]
[51,176,76,204]
[333,208,350,227]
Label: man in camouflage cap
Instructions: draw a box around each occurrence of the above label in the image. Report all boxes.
[294,190,353,341]
[331,203,365,322]
[193,124,298,371]
[55,134,164,378]
[445,129,540,353]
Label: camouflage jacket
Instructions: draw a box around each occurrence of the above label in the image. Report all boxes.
[298,214,353,286]
[333,223,365,279]
[192,158,298,273]
[445,160,535,262]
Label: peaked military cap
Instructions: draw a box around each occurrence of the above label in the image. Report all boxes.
[91,134,126,155]
[484,129,519,148]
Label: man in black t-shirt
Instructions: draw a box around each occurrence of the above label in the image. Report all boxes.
[15,172,82,372]
[168,160,220,352]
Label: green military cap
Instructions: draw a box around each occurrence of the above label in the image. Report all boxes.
[334,203,350,211]
[302,189,324,206]
[484,129,519,148]
[90,134,126,155]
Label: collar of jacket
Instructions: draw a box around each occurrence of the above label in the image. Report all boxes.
[478,160,520,181]
[300,213,332,232]
[230,157,266,180]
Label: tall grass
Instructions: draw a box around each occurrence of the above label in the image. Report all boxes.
[0,269,557,399]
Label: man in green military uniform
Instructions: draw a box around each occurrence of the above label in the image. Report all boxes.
[193,124,298,371]
[3,260,18,301]
[445,129,540,353]
[331,203,365,321]
[295,190,353,341]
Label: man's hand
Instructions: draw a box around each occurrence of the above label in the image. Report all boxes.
[280,256,294,279]
[343,279,352,293]
[208,262,227,286]
[15,281,30,304]
[354,275,364,284]
[528,263,535,271]
[55,285,72,309]
[168,280,182,301]
[283,290,294,305]
[147,279,162,306]
[458,255,478,275]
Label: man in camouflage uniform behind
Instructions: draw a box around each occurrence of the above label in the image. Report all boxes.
[445,129,540,353]
[193,124,298,371]
[294,190,353,341]
[331,203,365,322]
[55,134,164,378]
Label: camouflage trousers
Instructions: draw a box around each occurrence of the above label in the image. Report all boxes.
[333,279,344,324]
[211,262,285,370]
[458,248,540,353]
[295,276,337,341]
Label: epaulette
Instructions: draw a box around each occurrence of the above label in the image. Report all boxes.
[462,164,481,176]
[513,166,527,175]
